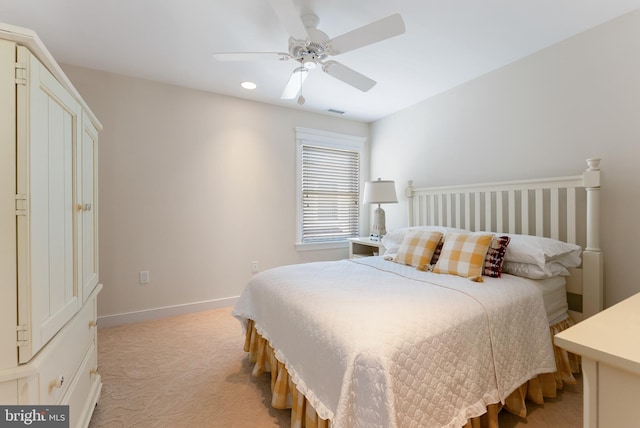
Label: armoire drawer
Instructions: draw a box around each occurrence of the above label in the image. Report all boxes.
[63,341,100,428]
[36,295,97,403]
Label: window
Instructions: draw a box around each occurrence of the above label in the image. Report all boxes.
[296,127,365,250]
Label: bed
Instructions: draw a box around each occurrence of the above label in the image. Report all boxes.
[232,158,602,427]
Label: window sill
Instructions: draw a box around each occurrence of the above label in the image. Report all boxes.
[295,241,349,252]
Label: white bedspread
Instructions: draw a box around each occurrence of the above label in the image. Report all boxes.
[232,256,556,428]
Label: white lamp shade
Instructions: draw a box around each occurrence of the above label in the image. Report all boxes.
[362,179,398,204]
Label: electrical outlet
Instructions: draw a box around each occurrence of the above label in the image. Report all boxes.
[251,261,259,273]
[139,271,149,284]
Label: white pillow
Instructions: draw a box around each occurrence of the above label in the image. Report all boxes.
[502,234,581,269]
[502,260,570,279]
[382,226,468,256]
[383,244,401,256]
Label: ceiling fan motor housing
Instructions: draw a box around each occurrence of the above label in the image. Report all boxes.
[289,40,328,62]
[289,14,330,66]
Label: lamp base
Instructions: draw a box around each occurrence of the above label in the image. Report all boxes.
[370,205,386,241]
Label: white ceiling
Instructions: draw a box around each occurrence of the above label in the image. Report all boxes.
[1,0,640,122]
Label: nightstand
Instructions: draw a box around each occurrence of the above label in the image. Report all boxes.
[555,292,640,428]
[348,237,386,258]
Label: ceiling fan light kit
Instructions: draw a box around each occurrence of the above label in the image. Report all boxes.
[212,0,405,104]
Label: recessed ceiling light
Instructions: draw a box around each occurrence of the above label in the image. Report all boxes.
[241,81,257,90]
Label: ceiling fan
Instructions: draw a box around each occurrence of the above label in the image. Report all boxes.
[212,0,406,104]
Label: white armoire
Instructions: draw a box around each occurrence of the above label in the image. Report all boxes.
[0,23,102,427]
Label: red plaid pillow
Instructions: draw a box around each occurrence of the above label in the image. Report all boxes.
[483,236,511,277]
[430,241,444,265]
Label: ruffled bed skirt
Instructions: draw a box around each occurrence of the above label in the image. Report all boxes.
[242,318,580,428]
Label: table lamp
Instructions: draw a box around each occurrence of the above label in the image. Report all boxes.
[363,178,398,241]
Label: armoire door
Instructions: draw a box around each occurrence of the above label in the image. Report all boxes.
[0,39,18,371]
[16,46,82,363]
[80,110,99,301]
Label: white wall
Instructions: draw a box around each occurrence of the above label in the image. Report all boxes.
[61,65,369,320]
[370,10,640,308]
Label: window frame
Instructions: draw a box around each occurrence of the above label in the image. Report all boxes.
[295,127,365,251]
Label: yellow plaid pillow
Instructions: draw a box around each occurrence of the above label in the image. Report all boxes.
[433,233,494,280]
[393,230,443,270]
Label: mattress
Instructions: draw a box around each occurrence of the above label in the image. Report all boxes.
[233,256,556,428]
[527,275,569,325]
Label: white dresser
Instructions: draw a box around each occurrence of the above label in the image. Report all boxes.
[555,292,640,428]
[0,23,102,427]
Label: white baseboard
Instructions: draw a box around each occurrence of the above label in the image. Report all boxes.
[97,296,239,328]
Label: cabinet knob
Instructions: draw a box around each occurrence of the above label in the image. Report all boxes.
[89,320,97,328]
[49,375,64,390]
[90,368,98,376]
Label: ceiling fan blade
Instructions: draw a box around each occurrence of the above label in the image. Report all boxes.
[268,0,309,40]
[328,13,405,55]
[281,67,309,99]
[212,52,291,62]
[322,61,376,92]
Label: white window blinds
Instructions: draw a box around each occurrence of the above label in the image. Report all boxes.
[301,144,360,243]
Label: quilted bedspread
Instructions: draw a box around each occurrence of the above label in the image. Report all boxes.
[232,256,556,428]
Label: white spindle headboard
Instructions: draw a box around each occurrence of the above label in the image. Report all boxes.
[406,159,602,321]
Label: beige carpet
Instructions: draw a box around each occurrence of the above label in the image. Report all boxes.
[88,307,582,428]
